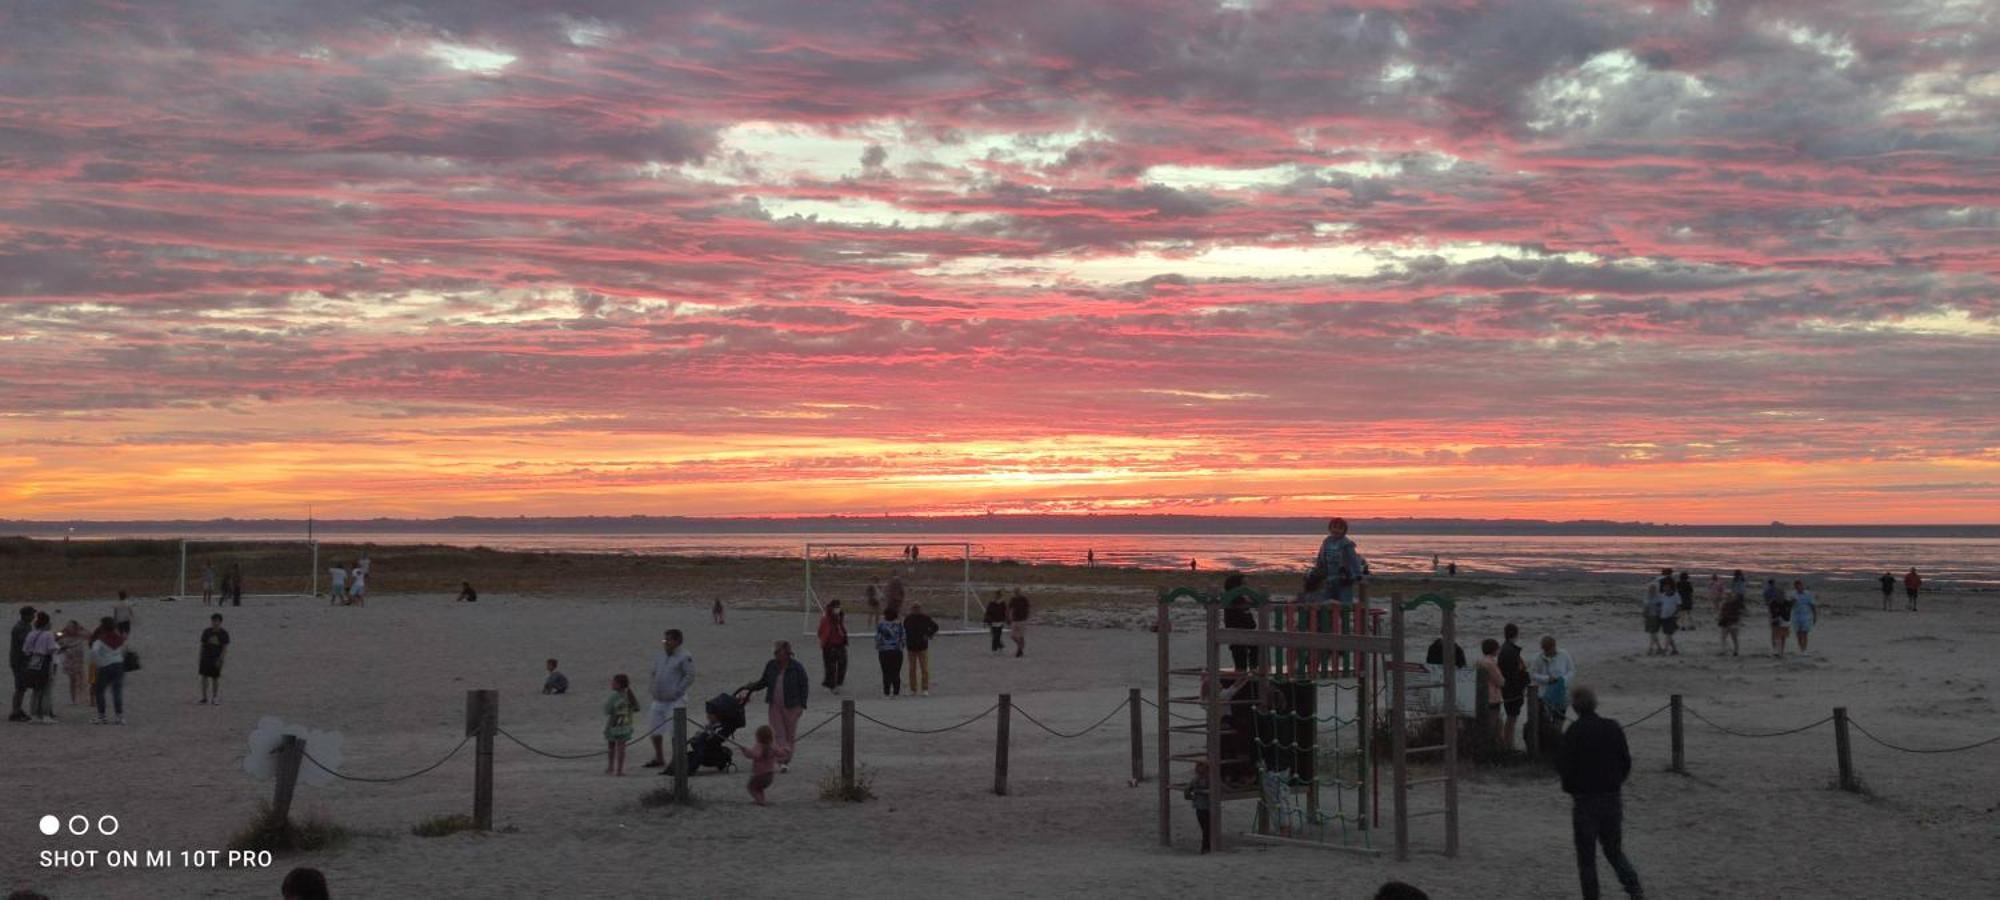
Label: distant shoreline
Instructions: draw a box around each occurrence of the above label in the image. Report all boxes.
[7,514,1999,540]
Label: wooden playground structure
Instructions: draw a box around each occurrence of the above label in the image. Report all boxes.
[1155,585,1463,861]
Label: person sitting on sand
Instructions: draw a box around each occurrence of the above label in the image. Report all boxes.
[454,581,477,603]
[735,724,790,805]
[543,659,569,695]
[1766,581,1793,658]
[1790,580,1818,656]
[603,674,639,775]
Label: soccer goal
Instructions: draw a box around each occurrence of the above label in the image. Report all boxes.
[802,542,981,635]
[175,539,320,601]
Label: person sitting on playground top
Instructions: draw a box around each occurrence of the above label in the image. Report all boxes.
[1311,517,1366,605]
[1222,573,1258,672]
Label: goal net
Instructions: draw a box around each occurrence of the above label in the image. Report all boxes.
[802,542,980,635]
[175,539,321,601]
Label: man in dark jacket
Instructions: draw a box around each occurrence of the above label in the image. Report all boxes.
[1557,686,1643,899]
[1496,623,1529,751]
[903,603,940,696]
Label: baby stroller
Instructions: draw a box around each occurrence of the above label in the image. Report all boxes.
[689,692,748,772]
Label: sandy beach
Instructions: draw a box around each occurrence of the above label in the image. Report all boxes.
[7,541,1998,898]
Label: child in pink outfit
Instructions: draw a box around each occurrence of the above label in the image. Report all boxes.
[738,724,791,805]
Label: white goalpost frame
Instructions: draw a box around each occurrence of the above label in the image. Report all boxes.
[175,538,321,600]
[802,541,980,636]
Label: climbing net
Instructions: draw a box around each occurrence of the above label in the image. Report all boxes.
[1246,666,1373,848]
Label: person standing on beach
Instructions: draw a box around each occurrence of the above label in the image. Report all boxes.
[197,614,229,705]
[603,674,639,776]
[1904,568,1922,611]
[201,563,217,606]
[817,599,849,694]
[644,629,695,769]
[9,605,33,722]
[1557,686,1643,899]
[111,591,135,636]
[1497,624,1530,751]
[1707,574,1726,618]
[883,574,906,621]
[984,590,1008,654]
[1087,549,1095,568]
[875,609,906,697]
[1675,572,1696,631]
[1766,580,1793,658]
[736,640,808,762]
[88,617,129,725]
[864,577,882,628]
[1653,576,1681,656]
[1717,589,1744,656]
[1475,639,1504,750]
[22,612,57,723]
[1878,572,1896,611]
[1730,569,1747,604]
[1312,517,1366,606]
[327,563,348,605]
[904,603,939,696]
[227,563,244,606]
[1790,580,1818,655]
[710,598,725,624]
[346,565,366,606]
[1008,589,1031,657]
[1642,578,1664,656]
[1530,635,1576,724]
[58,619,89,706]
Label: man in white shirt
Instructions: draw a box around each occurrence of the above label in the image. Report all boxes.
[1652,577,1681,657]
[327,564,349,606]
[644,629,696,770]
[1530,634,1577,721]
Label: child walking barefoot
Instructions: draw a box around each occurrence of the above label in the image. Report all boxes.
[604,674,639,775]
[738,725,791,805]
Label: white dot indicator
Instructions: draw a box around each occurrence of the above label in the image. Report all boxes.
[39,815,59,836]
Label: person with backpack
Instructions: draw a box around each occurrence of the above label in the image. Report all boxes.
[816,599,848,693]
[903,603,940,696]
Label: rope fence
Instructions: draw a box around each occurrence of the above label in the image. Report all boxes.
[302,735,473,784]
[1846,718,2000,755]
[1683,706,1834,739]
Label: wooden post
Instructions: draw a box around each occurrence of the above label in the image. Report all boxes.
[1670,694,1685,775]
[994,693,1011,796]
[1204,602,1224,852]
[841,699,857,795]
[1834,707,1856,792]
[1441,603,1459,858]
[468,689,497,831]
[1390,595,1408,862]
[272,735,304,825]
[1156,596,1171,847]
[672,706,690,804]
[1128,687,1144,785]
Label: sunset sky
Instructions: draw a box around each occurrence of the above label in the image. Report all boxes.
[2,1,1996,522]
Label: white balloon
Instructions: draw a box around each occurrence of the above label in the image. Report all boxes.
[243,716,345,787]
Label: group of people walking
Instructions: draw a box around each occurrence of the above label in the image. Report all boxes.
[9,603,149,725]
[324,554,371,605]
[1640,566,1908,659]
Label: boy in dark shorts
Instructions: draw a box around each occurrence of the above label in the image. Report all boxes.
[198,614,230,705]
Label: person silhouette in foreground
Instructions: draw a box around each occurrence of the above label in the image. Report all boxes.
[1557,686,1644,899]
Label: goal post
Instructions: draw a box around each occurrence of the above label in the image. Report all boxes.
[176,539,321,600]
[802,542,979,635]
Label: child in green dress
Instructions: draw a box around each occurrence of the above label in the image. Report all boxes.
[604,674,639,775]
